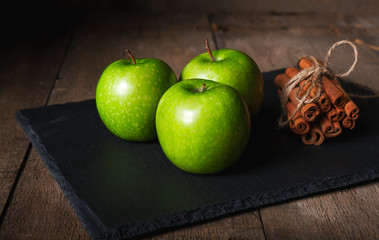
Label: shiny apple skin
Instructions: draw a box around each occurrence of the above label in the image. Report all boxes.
[156,79,251,174]
[180,49,264,117]
[96,58,177,141]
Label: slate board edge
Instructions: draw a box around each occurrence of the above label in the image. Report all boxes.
[15,110,109,239]
[15,107,379,240]
[104,169,378,240]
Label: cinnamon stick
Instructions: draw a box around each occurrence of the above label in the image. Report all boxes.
[274,73,290,89]
[274,73,321,122]
[298,58,347,109]
[326,106,345,122]
[284,67,299,80]
[275,54,360,145]
[319,116,342,138]
[344,100,359,120]
[318,93,332,112]
[285,68,311,91]
[321,76,347,108]
[342,116,356,130]
[301,123,325,145]
[288,88,321,122]
[287,101,310,135]
[298,58,311,69]
[298,58,323,70]
[285,67,331,112]
[326,76,359,119]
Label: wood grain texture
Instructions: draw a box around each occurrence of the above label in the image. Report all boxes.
[0,12,264,239]
[47,12,215,105]
[0,33,72,215]
[1,5,378,239]
[211,12,379,91]
[260,182,379,239]
[150,211,265,240]
[211,11,379,240]
[0,149,90,239]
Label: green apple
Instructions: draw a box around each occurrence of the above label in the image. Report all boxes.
[156,79,251,174]
[180,39,264,117]
[96,50,177,141]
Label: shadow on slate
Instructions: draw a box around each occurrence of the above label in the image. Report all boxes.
[15,70,379,239]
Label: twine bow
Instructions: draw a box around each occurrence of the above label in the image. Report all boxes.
[278,40,358,127]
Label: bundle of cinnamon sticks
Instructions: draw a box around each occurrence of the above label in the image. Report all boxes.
[275,57,359,145]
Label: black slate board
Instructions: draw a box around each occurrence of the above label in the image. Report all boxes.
[16,70,379,239]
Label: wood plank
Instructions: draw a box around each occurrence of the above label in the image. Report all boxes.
[342,14,379,90]
[0,12,265,239]
[211,12,379,90]
[150,211,265,239]
[0,149,89,239]
[0,29,72,216]
[211,11,379,239]
[3,8,377,239]
[260,182,379,239]
[48,12,217,105]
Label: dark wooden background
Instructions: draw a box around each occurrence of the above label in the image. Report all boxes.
[1,0,378,239]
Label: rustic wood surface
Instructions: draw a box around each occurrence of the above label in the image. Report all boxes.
[1,1,378,239]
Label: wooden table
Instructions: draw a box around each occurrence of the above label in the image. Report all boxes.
[1,1,378,239]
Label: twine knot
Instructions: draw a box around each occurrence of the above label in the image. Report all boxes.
[279,40,358,127]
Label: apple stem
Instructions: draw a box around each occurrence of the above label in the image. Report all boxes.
[205,39,216,62]
[125,49,136,64]
[199,83,206,92]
